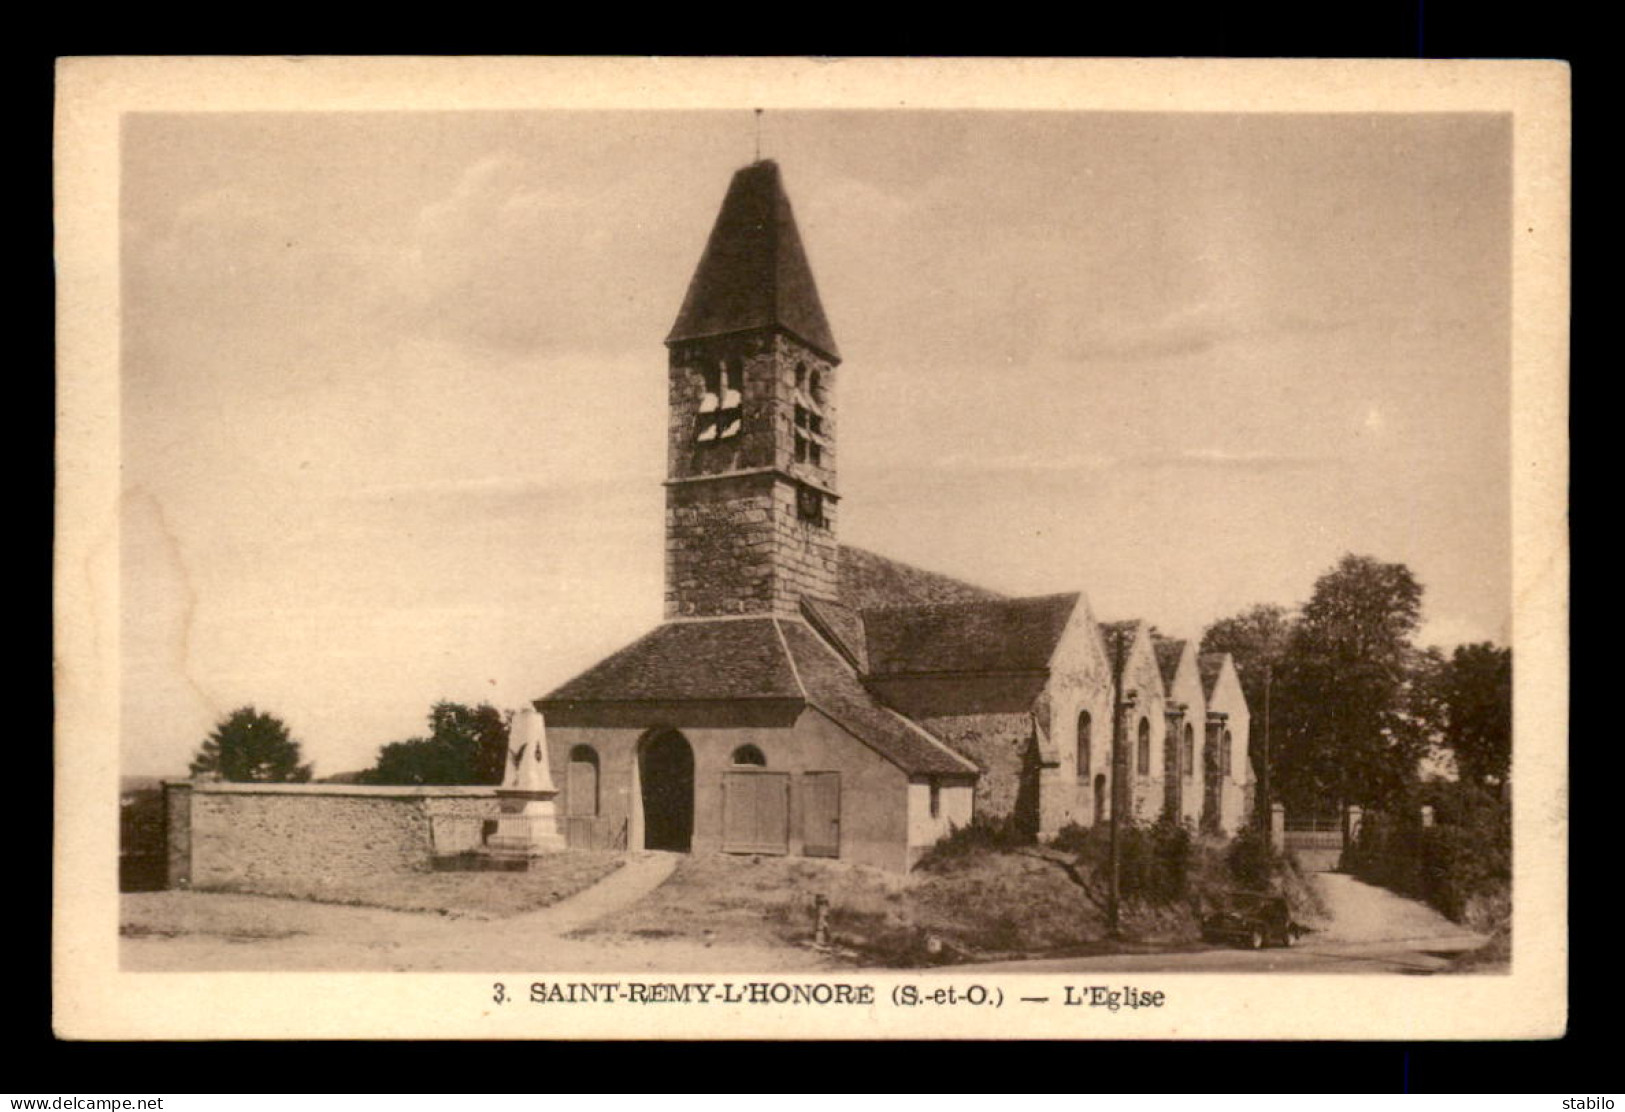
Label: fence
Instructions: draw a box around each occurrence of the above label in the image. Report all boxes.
[1270,805,1361,872]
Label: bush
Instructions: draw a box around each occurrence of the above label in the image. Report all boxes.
[1344,782,1510,922]
[1131,816,1195,902]
[916,812,1033,872]
[1225,822,1276,890]
[1047,821,1094,854]
[1054,816,1193,903]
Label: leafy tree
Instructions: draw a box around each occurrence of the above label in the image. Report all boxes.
[1434,642,1512,789]
[189,706,313,783]
[1201,602,1298,819]
[1200,603,1296,696]
[363,701,510,786]
[1274,554,1428,812]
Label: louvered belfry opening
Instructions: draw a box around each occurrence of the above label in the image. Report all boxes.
[663,160,843,620]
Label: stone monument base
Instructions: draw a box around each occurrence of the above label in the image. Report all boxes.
[479,793,567,860]
[483,816,568,857]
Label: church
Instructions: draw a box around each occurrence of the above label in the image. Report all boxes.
[536,159,1253,871]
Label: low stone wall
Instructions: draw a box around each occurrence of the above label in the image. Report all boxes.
[164,782,504,891]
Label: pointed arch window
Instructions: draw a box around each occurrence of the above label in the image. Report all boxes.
[1183,724,1195,777]
[696,358,743,442]
[1136,718,1151,776]
[1076,711,1092,783]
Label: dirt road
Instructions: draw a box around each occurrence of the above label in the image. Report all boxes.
[122,852,836,973]
[124,856,1490,975]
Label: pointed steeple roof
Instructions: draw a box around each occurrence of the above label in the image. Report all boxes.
[667,160,840,361]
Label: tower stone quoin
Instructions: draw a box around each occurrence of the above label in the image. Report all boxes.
[663,159,842,619]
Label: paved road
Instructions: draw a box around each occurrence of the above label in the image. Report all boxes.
[947,872,1488,975]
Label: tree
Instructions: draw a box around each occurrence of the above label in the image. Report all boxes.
[1201,602,1298,819]
[189,706,312,783]
[1435,642,1512,789]
[1275,554,1428,811]
[363,701,510,786]
[1200,603,1296,719]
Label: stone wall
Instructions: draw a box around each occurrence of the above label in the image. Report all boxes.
[664,475,838,618]
[666,472,778,616]
[666,332,837,486]
[1203,656,1253,834]
[163,782,193,888]
[664,330,839,619]
[765,475,838,613]
[165,783,502,891]
[1039,599,1115,835]
[918,712,1040,834]
[1118,633,1169,827]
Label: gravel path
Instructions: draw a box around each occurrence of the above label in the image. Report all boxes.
[1309,872,1476,943]
[502,851,678,933]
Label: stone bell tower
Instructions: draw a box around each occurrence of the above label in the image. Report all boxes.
[663,159,841,619]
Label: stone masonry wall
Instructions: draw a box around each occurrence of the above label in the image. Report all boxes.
[666,473,778,616]
[664,330,840,618]
[174,785,501,891]
[918,712,1040,835]
[163,782,193,888]
[665,332,837,487]
[765,476,838,614]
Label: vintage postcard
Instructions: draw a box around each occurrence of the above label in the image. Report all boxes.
[54,57,1569,1040]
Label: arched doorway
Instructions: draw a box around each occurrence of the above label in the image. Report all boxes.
[639,728,694,852]
[1093,773,1107,825]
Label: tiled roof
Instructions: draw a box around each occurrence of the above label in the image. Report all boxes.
[863,593,1081,676]
[780,620,977,776]
[538,616,975,776]
[1152,636,1187,689]
[1198,652,1228,700]
[837,545,1004,610]
[800,596,868,672]
[666,160,839,360]
[540,618,802,704]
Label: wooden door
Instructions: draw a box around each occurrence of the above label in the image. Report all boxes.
[801,772,841,858]
[722,771,790,855]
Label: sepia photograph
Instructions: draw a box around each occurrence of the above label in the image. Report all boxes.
[55,57,1569,1040]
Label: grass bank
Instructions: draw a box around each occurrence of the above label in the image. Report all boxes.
[574,825,1324,967]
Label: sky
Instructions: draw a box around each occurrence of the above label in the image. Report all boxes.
[120,110,1512,777]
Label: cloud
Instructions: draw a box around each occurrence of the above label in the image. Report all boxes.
[1062,300,1363,364]
[1123,448,1339,473]
[1067,314,1233,361]
[917,446,1337,478]
[397,155,664,354]
[345,471,641,504]
[1419,612,1506,651]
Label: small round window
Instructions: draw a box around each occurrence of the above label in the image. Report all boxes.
[731,744,767,767]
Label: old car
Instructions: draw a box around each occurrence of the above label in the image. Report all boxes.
[1201,891,1308,949]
